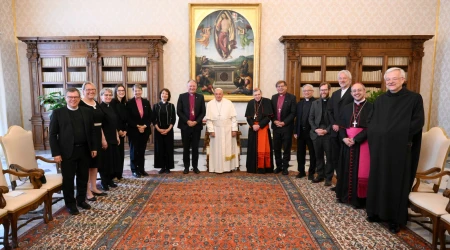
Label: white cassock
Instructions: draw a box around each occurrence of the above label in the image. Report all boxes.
[206,98,239,173]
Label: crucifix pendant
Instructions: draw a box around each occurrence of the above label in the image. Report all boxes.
[353,121,357,127]
[191,110,194,115]
[278,108,281,113]
[254,114,257,119]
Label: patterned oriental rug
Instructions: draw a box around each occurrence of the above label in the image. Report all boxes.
[15,173,430,249]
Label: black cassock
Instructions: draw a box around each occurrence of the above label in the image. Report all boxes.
[336,101,373,208]
[366,87,424,226]
[245,97,274,173]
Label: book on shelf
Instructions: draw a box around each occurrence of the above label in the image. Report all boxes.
[127,57,147,66]
[102,71,123,82]
[362,57,383,66]
[42,57,62,67]
[388,57,408,66]
[301,71,321,81]
[42,72,64,82]
[326,57,347,66]
[68,72,87,82]
[362,70,382,82]
[301,57,321,66]
[127,71,147,82]
[103,57,123,67]
[67,57,86,67]
[326,71,339,81]
[127,87,148,99]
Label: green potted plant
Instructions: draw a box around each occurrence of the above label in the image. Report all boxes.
[38,91,66,113]
[366,89,385,103]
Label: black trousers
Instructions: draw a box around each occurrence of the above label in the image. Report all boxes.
[181,128,201,169]
[297,133,316,176]
[313,134,333,181]
[115,136,125,178]
[330,135,342,179]
[129,133,148,173]
[100,143,119,184]
[273,130,292,170]
[61,145,90,207]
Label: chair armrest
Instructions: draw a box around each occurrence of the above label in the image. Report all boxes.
[412,171,450,192]
[0,186,7,209]
[36,156,61,174]
[5,165,44,189]
[416,167,441,176]
[443,190,450,213]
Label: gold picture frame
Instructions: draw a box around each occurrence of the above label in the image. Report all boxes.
[189,3,261,101]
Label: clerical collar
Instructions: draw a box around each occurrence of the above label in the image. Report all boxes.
[305,98,310,101]
[189,93,194,96]
[321,98,328,101]
[354,99,366,105]
[67,106,78,111]
[279,94,284,97]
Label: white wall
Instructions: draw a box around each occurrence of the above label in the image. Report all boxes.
[4,0,448,134]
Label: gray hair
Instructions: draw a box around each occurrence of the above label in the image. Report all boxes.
[302,84,314,91]
[100,88,113,96]
[384,67,406,79]
[81,81,95,91]
[337,70,352,81]
[133,84,143,91]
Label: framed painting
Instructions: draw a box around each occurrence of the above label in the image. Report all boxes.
[189,3,261,101]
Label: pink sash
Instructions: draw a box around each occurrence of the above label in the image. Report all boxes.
[346,127,370,198]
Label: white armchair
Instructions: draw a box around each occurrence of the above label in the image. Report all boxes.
[0,125,63,221]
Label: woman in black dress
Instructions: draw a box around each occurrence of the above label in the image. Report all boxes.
[79,82,107,200]
[152,88,176,174]
[111,84,127,180]
[99,88,120,190]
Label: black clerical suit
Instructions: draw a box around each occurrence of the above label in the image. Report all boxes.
[49,106,96,207]
[309,98,332,181]
[127,97,152,175]
[177,92,206,171]
[328,88,353,178]
[294,97,316,178]
[271,93,297,172]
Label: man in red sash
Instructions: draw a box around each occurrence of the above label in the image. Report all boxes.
[336,83,373,208]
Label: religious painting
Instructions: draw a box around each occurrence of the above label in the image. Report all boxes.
[190,3,261,101]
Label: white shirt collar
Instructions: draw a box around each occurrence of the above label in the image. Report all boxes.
[67,106,78,111]
[354,99,366,105]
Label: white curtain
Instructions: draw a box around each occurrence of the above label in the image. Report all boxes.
[0,35,8,139]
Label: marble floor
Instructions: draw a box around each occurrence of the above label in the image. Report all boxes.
[1,148,449,247]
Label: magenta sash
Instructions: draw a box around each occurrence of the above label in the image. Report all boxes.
[346,127,370,198]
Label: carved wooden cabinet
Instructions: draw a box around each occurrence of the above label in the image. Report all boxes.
[279,35,433,101]
[18,36,168,150]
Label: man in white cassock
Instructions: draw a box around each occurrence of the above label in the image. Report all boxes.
[206,88,239,173]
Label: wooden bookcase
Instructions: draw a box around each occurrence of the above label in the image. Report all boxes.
[18,36,168,150]
[279,35,433,101]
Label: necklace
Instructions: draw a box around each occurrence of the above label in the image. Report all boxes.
[352,101,367,127]
[254,100,262,119]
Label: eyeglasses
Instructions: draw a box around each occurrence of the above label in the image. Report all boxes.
[102,94,113,97]
[276,85,286,88]
[84,89,96,92]
[66,96,80,99]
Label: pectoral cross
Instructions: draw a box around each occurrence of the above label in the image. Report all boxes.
[278,108,281,113]
[353,121,358,127]
[191,110,195,115]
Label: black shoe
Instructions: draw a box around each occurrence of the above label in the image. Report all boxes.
[282,169,289,175]
[330,187,336,191]
[77,201,91,210]
[165,169,170,174]
[296,172,306,178]
[312,178,325,183]
[193,168,200,174]
[324,180,332,186]
[108,182,118,188]
[389,223,400,234]
[183,168,189,174]
[140,171,149,176]
[366,215,381,223]
[274,168,282,174]
[87,196,97,202]
[101,183,110,191]
[308,175,315,180]
[92,191,107,196]
[132,172,141,178]
[66,206,80,215]
[158,168,165,174]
